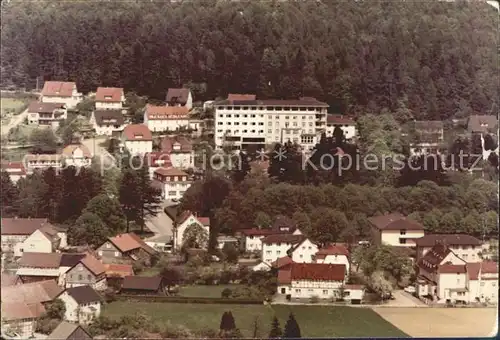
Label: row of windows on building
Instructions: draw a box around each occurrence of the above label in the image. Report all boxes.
[292,288,350,296]
[218,129,314,135]
[167,191,186,196]
[218,121,316,127]
[218,113,318,119]
[217,107,322,112]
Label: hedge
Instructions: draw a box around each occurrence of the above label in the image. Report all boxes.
[115,294,263,305]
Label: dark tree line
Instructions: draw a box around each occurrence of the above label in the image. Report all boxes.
[1,0,498,120]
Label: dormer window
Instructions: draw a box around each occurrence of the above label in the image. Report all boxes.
[134,134,143,139]
[105,95,112,100]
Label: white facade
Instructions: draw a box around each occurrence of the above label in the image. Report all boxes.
[93,123,125,136]
[59,291,102,324]
[169,152,194,169]
[1,234,28,255]
[1,317,36,338]
[325,123,356,141]
[24,155,63,174]
[316,254,350,274]
[290,239,318,263]
[162,180,191,201]
[262,240,298,265]
[17,230,53,257]
[63,147,92,168]
[214,101,328,150]
[174,214,210,250]
[245,235,267,252]
[289,279,343,299]
[252,261,272,272]
[27,107,68,129]
[124,140,152,156]
[379,229,425,247]
[41,91,82,109]
[420,245,482,263]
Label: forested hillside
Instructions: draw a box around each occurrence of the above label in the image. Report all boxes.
[1,0,498,120]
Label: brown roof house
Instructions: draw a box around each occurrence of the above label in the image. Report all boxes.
[27,102,67,129]
[1,218,67,257]
[61,144,92,168]
[97,233,157,266]
[16,252,62,284]
[172,210,210,250]
[415,234,482,263]
[1,279,63,337]
[1,160,27,183]
[276,263,363,302]
[368,213,425,247]
[120,276,165,295]
[467,115,498,134]
[58,286,102,324]
[95,87,125,110]
[41,81,82,109]
[64,253,107,291]
[90,109,126,136]
[160,135,194,169]
[122,124,153,155]
[48,321,92,340]
[166,88,193,110]
[151,167,192,202]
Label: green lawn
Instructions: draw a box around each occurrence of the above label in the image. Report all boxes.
[179,284,238,298]
[140,267,161,277]
[102,302,408,338]
[1,98,27,116]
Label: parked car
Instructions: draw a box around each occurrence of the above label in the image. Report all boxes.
[404,286,416,294]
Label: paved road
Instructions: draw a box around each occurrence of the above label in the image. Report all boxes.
[384,290,427,307]
[1,108,29,136]
[145,200,178,240]
[81,136,116,169]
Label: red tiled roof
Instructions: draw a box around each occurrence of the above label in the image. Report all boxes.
[145,104,189,120]
[161,136,193,153]
[176,210,210,227]
[262,234,305,245]
[198,217,210,226]
[28,102,66,113]
[277,268,292,285]
[1,280,63,305]
[415,234,482,247]
[227,94,256,101]
[1,218,50,235]
[1,302,46,321]
[438,264,466,274]
[316,244,349,257]
[144,152,173,168]
[417,244,451,272]
[466,261,499,280]
[368,213,424,231]
[80,254,106,275]
[154,167,189,178]
[121,276,163,291]
[42,81,76,97]
[104,264,134,278]
[272,256,293,269]
[95,87,123,102]
[1,161,27,175]
[109,233,156,255]
[290,263,345,282]
[19,252,62,268]
[327,114,355,125]
[123,124,153,141]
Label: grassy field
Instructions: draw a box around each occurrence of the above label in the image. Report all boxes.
[1,98,27,117]
[103,302,408,338]
[179,284,238,298]
[374,307,497,338]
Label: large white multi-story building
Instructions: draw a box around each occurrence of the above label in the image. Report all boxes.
[214,96,329,150]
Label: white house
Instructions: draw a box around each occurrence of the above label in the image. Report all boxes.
[151,167,192,201]
[27,102,67,129]
[369,213,425,247]
[172,210,210,250]
[19,225,66,257]
[23,154,64,174]
[314,243,350,274]
[1,218,61,256]
[61,144,92,168]
[0,161,26,183]
[241,229,286,252]
[122,124,153,155]
[276,263,363,302]
[95,87,125,110]
[214,96,328,151]
[58,285,102,324]
[288,238,319,263]
[160,136,195,169]
[143,104,190,132]
[89,110,126,136]
[166,88,193,110]
[415,234,483,263]
[40,81,82,109]
[325,114,356,141]
[261,234,305,265]
[403,121,445,156]
[144,152,173,179]
[466,261,498,304]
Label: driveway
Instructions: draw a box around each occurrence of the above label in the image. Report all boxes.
[145,200,178,239]
[1,108,29,136]
[383,290,427,307]
[81,136,116,169]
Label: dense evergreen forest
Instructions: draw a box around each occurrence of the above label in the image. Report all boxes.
[1,0,498,120]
